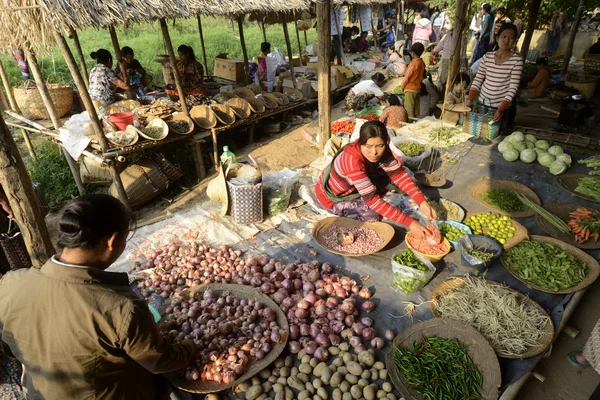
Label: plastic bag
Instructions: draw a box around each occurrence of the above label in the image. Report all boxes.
[306,44,317,56]
[457,235,502,271]
[390,250,436,294]
[390,136,432,170]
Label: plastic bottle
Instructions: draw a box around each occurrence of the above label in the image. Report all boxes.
[220,146,236,168]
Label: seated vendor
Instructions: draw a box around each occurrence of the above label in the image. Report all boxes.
[380,47,407,77]
[527,57,551,98]
[260,42,271,57]
[177,45,204,92]
[345,72,387,114]
[379,95,407,130]
[446,72,471,104]
[116,46,151,97]
[355,31,370,53]
[0,194,197,399]
[88,48,140,116]
[316,121,437,237]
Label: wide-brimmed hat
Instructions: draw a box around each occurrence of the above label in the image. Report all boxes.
[206,164,229,216]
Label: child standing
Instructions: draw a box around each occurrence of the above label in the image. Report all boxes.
[401,42,426,119]
[379,95,408,130]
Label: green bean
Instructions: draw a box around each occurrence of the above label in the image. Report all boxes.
[575,178,600,201]
[482,189,524,212]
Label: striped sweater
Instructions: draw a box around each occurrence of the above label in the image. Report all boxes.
[468,52,523,111]
[316,142,425,226]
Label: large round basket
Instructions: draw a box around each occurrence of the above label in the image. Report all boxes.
[536,203,600,250]
[166,284,289,394]
[139,118,169,141]
[556,174,600,204]
[283,87,304,101]
[430,198,465,222]
[245,98,266,114]
[14,83,73,120]
[430,278,554,359]
[212,92,239,104]
[225,98,251,119]
[211,104,236,125]
[190,106,218,129]
[106,129,139,148]
[311,216,395,257]
[167,113,194,135]
[232,87,256,99]
[385,318,501,400]
[501,235,600,294]
[470,180,541,218]
[465,212,527,249]
[270,92,290,106]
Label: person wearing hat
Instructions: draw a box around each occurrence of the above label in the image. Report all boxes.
[433,26,453,92]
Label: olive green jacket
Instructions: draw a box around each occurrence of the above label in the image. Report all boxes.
[0,258,196,399]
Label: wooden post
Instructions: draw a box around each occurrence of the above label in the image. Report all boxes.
[261,20,268,42]
[561,0,585,76]
[317,0,332,151]
[333,6,345,65]
[108,26,128,84]
[520,0,542,61]
[160,19,189,116]
[197,15,209,77]
[0,83,7,110]
[282,16,298,89]
[0,115,54,267]
[70,28,89,85]
[449,0,468,82]
[0,60,36,159]
[294,20,304,66]
[237,17,251,84]
[51,29,131,210]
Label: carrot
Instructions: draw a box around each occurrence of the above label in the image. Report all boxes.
[595,233,599,242]
[585,230,591,241]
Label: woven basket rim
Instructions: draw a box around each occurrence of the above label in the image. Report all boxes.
[190,105,218,129]
[225,98,251,119]
[107,128,139,147]
[210,104,236,125]
[465,212,528,250]
[232,87,256,99]
[556,174,600,204]
[270,92,290,105]
[245,98,266,114]
[470,179,541,218]
[168,114,194,135]
[260,93,280,109]
[283,87,304,101]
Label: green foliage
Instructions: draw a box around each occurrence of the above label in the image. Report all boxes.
[26,141,78,211]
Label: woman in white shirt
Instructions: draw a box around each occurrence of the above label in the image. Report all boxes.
[345,73,387,113]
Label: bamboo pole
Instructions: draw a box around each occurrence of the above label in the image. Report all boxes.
[22,47,85,196]
[160,19,189,116]
[108,26,128,85]
[333,6,345,65]
[0,60,36,159]
[0,114,54,267]
[304,31,309,47]
[520,0,542,61]
[294,20,304,67]
[449,0,468,82]
[262,20,268,42]
[282,16,298,89]
[237,17,251,84]
[70,29,89,86]
[197,15,209,77]
[561,0,585,76]
[317,0,332,151]
[51,29,132,211]
[0,83,7,110]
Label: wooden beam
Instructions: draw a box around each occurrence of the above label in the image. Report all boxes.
[317,0,332,151]
[160,19,189,116]
[282,16,298,89]
[262,20,267,42]
[237,17,251,84]
[108,26,128,85]
[51,29,132,211]
[197,15,209,78]
[70,29,89,86]
[0,114,54,267]
[520,0,542,61]
[23,47,85,196]
[561,0,586,76]
[294,20,304,66]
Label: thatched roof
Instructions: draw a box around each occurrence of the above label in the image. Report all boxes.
[185,0,310,17]
[0,0,55,54]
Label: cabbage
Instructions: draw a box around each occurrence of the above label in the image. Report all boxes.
[510,131,525,142]
[535,140,550,150]
[498,140,513,153]
[525,141,535,149]
[525,134,537,143]
[549,160,567,175]
[512,141,527,152]
[548,145,564,156]
[503,149,519,162]
[538,153,556,167]
[520,149,537,163]
[535,149,547,157]
[556,153,572,166]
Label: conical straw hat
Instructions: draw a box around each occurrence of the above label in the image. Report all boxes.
[206,164,229,216]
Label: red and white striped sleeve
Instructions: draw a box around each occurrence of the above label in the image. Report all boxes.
[501,56,523,110]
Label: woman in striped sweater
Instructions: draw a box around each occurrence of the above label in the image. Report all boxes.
[316,121,437,237]
[466,23,523,132]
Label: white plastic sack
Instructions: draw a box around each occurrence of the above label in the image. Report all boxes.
[390,136,432,169]
[306,44,317,56]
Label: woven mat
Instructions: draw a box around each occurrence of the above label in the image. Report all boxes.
[470,180,541,218]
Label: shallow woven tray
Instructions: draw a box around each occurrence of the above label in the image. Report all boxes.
[385,318,501,400]
[259,94,279,109]
[166,284,289,394]
[139,118,168,141]
[557,174,600,204]
[311,216,395,257]
[430,278,554,359]
[167,114,194,135]
[470,180,541,218]
[211,104,236,125]
[415,173,446,188]
[536,203,600,250]
[501,235,600,294]
[225,98,251,119]
[107,128,139,147]
[245,97,266,114]
[465,212,528,250]
[190,106,218,129]
[232,87,256,99]
[283,87,304,101]
[270,92,290,106]
[429,198,465,222]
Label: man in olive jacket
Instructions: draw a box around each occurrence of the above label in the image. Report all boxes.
[0,194,196,399]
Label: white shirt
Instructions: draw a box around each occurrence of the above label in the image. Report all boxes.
[331,7,345,36]
[351,80,384,96]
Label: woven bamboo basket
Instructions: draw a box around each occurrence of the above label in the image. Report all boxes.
[261,93,280,109]
[190,106,218,129]
[566,77,598,100]
[557,174,600,203]
[232,87,256,99]
[225,98,251,119]
[0,228,32,270]
[430,278,554,359]
[469,179,541,218]
[536,203,600,250]
[211,103,236,125]
[270,92,290,106]
[150,153,183,183]
[80,157,113,185]
[283,87,304,101]
[245,98,266,114]
[109,159,170,209]
[14,83,73,120]
[167,114,194,135]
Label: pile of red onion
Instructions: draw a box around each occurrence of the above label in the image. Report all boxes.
[134,240,386,381]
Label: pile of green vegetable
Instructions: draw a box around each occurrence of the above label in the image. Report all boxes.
[439,224,469,242]
[504,239,588,291]
[464,213,516,245]
[465,248,495,263]
[482,189,524,212]
[579,155,600,176]
[429,199,462,221]
[498,131,571,176]
[396,141,427,157]
[389,85,404,95]
[391,250,432,294]
[575,177,600,202]
[393,336,482,400]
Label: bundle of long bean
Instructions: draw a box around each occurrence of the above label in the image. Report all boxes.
[515,193,570,234]
[394,336,482,400]
[435,277,551,357]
